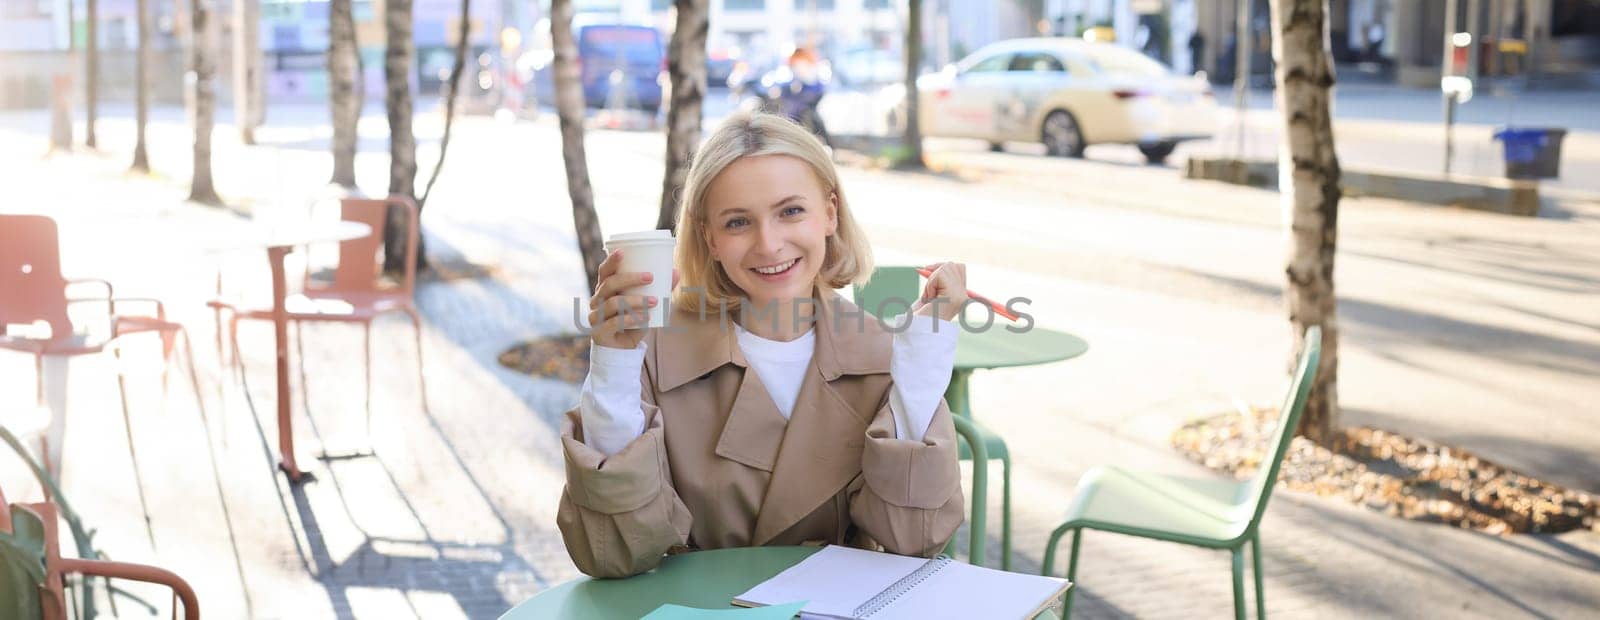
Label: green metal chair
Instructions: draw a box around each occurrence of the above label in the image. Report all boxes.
[1040,326,1322,619]
[852,266,1004,567]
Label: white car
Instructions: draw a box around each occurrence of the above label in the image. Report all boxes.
[915,38,1217,163]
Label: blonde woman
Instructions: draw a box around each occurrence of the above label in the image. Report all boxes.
[561,110,968,578]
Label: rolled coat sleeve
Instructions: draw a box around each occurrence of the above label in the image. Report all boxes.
[557,350,692,578]
[849,393,964,558]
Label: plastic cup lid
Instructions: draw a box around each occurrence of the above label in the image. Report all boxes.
[607,229,675,245]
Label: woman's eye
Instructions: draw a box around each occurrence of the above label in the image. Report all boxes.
[781,205,805,217]
[724,217,748,229]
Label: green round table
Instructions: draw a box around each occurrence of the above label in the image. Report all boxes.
[499,546,1060,619]
[943,326,1088,568]
[948,326,1089,417]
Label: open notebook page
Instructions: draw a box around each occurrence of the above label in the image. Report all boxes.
[868,561,1068,620]
[733,546,928,618]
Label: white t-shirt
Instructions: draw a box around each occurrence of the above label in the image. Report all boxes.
[578,314,959,457]
[733,323,815,419]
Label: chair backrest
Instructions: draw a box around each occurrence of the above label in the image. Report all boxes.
[851,266,921,319]
[0,214,71,339]
[308,195,419,297]
[1239,326,1322,533]
[2,478,197,620]
[1,503,46,620]
[0,492,66,620]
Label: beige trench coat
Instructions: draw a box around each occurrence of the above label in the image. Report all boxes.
[558,289,965,578]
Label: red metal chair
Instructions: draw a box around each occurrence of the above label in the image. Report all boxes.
[0,214,209,478]
[1,484,200,620]
[210,196,427,435]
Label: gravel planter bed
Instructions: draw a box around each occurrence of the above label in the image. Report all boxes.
[499,334,591,384]
[1172,406,1597,535]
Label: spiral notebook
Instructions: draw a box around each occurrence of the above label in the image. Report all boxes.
[732,546,1070,620]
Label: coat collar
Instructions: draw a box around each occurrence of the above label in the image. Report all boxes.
[653,286,891,391]
[650,286,893,545]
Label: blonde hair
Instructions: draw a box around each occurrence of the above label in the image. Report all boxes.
[671,110,873,314]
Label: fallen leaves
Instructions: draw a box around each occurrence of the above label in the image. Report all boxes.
[497,334,592,384]
[1171,407,1597,535]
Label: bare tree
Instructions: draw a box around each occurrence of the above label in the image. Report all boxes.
[656,0,709,231]
[417,0,471,210]
[551,0,605,291]
[328,0,360,187]
[188,0,222,205]
[53,0,75,151]
[233,0,263,144]
[85,0,98,148]
[383,0,423,271]
[898,0,924,169]
[132,0,150,171]
[1269,0,1342,444]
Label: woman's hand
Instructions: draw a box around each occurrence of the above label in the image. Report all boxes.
[588,250,679,350]
[911,261,967,323]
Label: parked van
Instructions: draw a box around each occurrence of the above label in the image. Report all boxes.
[578,24,665,111]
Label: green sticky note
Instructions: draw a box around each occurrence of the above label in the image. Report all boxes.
[640,601,807,620]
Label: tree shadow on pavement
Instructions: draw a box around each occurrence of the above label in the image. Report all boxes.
[1357,233,1600,296]
[1513,534,1600,574]
[226,301,553,617]
[287,476,542,620]
[1345,406,1600,495]
[1310,501,1594,620]
[289,317,550,618]
[1154,263,1600,381]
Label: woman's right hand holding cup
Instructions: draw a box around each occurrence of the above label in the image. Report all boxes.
[588,250,677,350]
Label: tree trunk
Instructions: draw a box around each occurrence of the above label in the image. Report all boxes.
[656,0,709,231]
[132,0,150,172]
[188,0,222,205]
[56,0,75,151]
[328,0,359,187]
[233,0,262,144]
[85,0,98,148]
[1270,0,1341,445]
[383,0,423,272]
[417,0,470,210]
[551,0,605,292]
[898,0,924,169]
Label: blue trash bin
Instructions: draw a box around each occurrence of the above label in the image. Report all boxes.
[1493,127,1566,179]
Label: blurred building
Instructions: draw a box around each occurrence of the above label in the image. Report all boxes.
[0,0,511,109]
[1,0,174,107]
[979,1,1600,90]
[1185,0,1600,88]
[640,0,901,75]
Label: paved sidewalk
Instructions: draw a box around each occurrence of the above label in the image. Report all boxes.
[1,105,1596,619]
[1210,84,1600,198]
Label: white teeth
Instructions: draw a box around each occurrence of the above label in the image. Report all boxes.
[754,259,797,275]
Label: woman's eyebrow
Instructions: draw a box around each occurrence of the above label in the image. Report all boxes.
[767,194,805,209]
[715,195,806,220]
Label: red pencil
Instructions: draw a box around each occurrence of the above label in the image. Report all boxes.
[916,267,1020,322]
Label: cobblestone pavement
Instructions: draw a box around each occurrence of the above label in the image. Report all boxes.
[1,104,1596,619]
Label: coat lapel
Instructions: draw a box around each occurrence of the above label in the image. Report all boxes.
[713,367,787,472]
[750,290,888,545]
[651,287,893,546]
[653,300,787,473]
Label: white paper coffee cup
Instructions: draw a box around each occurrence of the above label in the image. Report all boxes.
[605,230,676,328]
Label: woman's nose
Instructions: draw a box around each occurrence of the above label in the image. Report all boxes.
[754,223,785,256]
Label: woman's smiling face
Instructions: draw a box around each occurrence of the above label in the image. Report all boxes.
[703,154,838,310]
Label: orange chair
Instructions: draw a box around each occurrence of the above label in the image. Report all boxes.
[1,485,200,620]
[211,196,426,434]
[0,214,209,477]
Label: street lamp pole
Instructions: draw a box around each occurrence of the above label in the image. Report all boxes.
[1442,0,1459,174]
[1232,0,1251,160]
